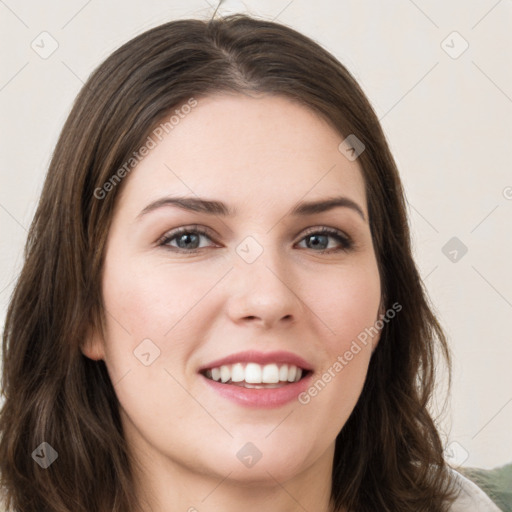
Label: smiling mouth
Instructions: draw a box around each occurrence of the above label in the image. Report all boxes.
[200,362,310,389]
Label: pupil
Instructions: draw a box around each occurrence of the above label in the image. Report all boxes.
[178,233,199,249]
[309,234,327,249]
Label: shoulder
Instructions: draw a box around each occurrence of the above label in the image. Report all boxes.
[446,465,502,512]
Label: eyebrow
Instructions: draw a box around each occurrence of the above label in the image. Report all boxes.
[136,195,366,221]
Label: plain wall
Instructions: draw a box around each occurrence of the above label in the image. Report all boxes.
[1,0,511,469]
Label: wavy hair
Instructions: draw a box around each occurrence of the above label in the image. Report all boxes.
[0,13,458,512]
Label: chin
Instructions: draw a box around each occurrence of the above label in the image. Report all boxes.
[220,459,309,486]
[201,438,316,484]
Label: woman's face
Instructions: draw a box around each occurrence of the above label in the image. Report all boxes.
[84,93,381,490]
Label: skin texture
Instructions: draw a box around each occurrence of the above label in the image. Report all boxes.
[83,93,382,512]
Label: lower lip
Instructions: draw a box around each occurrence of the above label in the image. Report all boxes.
[200,373,313,408]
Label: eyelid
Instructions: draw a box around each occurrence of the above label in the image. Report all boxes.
[297,226,353,251]
[300,225,351,241]
[157,224,216,246]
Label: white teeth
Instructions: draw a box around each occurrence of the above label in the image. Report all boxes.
[262,363,279,383]
[245,363,262,383]
[231,363,245,382]
[220,365,230,383]
[278,364,288,381]
[204,362,305,384]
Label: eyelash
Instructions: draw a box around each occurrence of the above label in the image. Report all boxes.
[157,225,353,254]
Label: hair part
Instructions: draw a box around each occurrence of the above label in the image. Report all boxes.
[1,13,458,512]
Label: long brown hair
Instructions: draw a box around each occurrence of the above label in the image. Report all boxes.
[0,13,459,512]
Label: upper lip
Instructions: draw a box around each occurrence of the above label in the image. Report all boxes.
[198,350,313,372]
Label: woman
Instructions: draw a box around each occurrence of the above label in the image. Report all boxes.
[0,13,501,512]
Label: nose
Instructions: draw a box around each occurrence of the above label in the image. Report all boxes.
[225,246,305,329]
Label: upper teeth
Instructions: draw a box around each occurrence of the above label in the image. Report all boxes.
[205,363,303,384]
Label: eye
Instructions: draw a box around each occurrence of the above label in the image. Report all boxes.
[158,226,216,253]
[296,227,353,253]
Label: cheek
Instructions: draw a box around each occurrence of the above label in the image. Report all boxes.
[102,259,195,329]
[298,257,380,412]
[308,258,381,354]
[99,257,215,433]
[101,254,214,347]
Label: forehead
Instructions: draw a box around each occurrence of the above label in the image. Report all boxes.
[116,93,367,218]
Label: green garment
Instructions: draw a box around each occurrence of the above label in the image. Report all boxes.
[459,463,512,512]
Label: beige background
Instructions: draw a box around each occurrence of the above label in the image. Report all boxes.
[1,0,511,469]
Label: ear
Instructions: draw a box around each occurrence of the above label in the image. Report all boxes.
[81,326,106,361]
